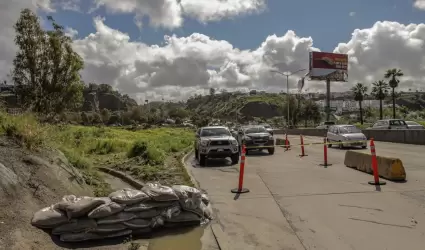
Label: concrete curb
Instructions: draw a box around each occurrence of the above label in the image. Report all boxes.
[180,150,230,250]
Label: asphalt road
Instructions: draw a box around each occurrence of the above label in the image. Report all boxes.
[185,136,425,250]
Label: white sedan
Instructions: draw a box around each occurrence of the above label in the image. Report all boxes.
[327,125,367,149]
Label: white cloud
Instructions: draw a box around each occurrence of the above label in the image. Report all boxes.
[349,11,356,17]
[2,2,425,103]
[65,27,79,38]
[414,0,425,10]
[90,0,266,29]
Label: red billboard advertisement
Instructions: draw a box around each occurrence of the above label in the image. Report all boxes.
[309,52,348,82]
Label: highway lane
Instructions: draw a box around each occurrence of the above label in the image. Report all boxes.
[186,136,425,250]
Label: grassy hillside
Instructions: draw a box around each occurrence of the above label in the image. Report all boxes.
[186,92,287,118]
[0,112,195,196]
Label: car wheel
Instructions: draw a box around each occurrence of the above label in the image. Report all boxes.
[195,149,198,159]
[230,153,239,164]
[268,148,275,155]
[327,139,332,148]
[199,154,206,166]
[338,141,344,149]
[245,150,250,156]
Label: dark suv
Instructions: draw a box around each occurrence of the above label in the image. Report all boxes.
[236,126,275,155]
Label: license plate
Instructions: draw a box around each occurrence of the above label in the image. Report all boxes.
[217,149,223,152]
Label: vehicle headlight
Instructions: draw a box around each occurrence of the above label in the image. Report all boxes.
[200,140,209,146]
[230,139,238,145]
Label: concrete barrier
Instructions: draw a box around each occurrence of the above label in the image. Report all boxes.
[273,128,425,145]
[343,150,406,181]
[273,128,327,137]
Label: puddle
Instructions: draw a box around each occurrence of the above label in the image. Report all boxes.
[147,226,205,250]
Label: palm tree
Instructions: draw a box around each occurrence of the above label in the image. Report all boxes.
[384,68,404,119]
[371,80,390,119]
[351,83,368,125]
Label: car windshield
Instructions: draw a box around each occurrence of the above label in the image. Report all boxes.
[339,126,361,134]
[244,127,267,133]
[200,128,230,137]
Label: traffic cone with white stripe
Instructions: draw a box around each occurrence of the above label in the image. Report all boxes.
[231,144,250,194]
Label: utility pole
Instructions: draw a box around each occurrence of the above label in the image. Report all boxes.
[270,68,306,128]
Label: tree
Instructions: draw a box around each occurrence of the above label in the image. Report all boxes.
[12,9,84,116]
[168,107,189,119]
[209,88,215,96]
[384,68,404,119]
[100,108,111,123]
[351,83,368,125]
[300,100,320,127]
[371,80,390,119]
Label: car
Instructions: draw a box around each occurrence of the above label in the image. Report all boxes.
[405,121,425,130]
[259,123,274,136]
[327,125,367,149]
[316,121,336,129]
[236,125,275,155]
[369,119,408,130]
[194,126,239,166]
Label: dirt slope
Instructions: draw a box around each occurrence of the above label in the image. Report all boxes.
[0,136,94,250]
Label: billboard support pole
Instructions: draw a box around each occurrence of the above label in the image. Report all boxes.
[326,78,331,121]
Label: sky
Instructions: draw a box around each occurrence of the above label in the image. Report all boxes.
[1,0,425,103]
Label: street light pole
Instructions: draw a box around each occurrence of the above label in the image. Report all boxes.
[270,68,306,128]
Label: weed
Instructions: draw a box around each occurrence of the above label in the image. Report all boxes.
[0,112,45,150]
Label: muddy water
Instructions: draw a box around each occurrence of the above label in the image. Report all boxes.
[101,172,133,190]
[101,172,209,250]
[147,226,205,250]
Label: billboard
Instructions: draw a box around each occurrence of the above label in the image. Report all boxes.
[309,52,348,82]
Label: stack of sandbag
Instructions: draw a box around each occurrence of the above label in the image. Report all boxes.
[30,183,213,242]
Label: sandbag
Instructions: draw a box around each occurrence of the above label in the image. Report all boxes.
[171,185,202,200]
[132,227,153,235]
[160,204,181,220]
[52,218,97,235]
[124,201,176,212]
[96,212,136,225]
[202,202,213,220]
[151,215,165,228]
[88,202,125,219]
[142,183,179,201]
[134,209,161,219]
[58,197,110,219]
[60,229,132,242]
[31,206,69,229]
[90,224,128,234]
[166,211,201,223]
[180,198,203,217]
[61,195,79,203]
[201,193,210,205]
[109,188,150,205]
[122,218,151,229]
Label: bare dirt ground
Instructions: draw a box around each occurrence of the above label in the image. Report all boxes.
[0,136,95,249]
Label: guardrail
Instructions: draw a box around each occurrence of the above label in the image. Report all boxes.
[273,128,425,145]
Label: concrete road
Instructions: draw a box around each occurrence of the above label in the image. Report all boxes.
[185,136,425,250]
